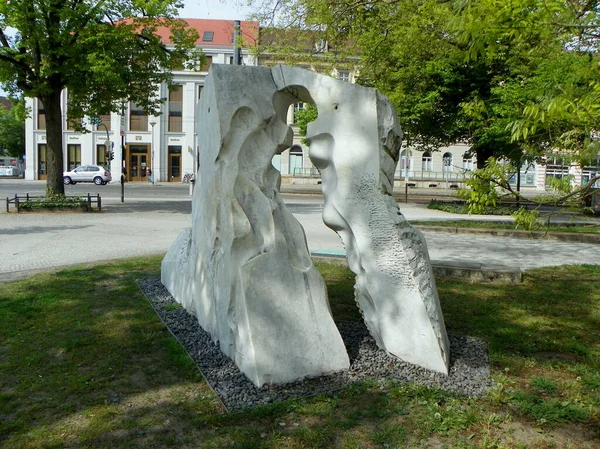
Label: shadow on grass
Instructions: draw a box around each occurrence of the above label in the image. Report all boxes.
[437,265,600,364]
[1,259,599,448]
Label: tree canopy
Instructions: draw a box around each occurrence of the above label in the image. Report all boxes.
[0,98,25,158]
[0,0,200,194]
[251,0,600,168]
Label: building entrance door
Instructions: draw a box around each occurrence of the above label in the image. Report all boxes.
[127,145,149,182]
[167,145,182,182]
[168,154,181,182]
[37,144,47,180]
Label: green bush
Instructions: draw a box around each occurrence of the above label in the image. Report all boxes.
[19,195,87,210]
[427,200,516,215]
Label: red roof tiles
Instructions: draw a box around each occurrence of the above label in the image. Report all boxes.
[154,19,259,48]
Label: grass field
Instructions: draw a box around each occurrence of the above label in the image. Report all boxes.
[1,257,598,448]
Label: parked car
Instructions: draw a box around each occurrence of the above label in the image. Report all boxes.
[63,165,112,185]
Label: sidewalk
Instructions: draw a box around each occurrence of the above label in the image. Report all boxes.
[1,188,599,283]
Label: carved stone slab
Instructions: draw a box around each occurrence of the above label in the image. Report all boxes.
[162,64,449,387]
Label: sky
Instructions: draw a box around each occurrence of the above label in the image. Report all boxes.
[179,0,254,21]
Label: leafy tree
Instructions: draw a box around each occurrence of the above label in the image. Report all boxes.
[251,0,554,168]
[0,98,25,158]
[0,1,200,195]
[294,103,317,145]
[457,0,600,160]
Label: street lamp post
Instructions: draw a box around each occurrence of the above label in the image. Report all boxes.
[149,119,157,185]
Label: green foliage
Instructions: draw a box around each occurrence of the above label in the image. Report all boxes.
[530,376,558,395]
[0,0,200,194]
[427,200,469,214]
[458,157,514,214]
[254,0,600,172]
[253,0,560,166]
[294,103,318,145]
[512,207,541,231]
[457,0,600,159]
[18,194,88,210]
[547,176,573,195]
[0,99,25,158]
[427,199,517,216]
[510,391,589,424]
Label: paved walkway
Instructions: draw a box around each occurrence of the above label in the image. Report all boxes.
[1,190,599,282]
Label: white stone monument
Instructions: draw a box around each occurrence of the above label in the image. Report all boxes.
[162,64,449,387]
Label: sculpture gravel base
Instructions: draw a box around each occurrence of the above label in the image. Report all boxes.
[138,277,492,412]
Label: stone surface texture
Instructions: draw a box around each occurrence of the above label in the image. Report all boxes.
[162,64,449,387]
[272,65,450,374]
[162,65,349,387]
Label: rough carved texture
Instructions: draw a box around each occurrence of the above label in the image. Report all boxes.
[272,65,449,373]
[162,64,449,387]
[162,65,349,387]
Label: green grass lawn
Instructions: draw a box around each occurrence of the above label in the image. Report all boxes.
[1,257,599,448]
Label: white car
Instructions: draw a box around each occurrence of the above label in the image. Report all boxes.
[63,165,112,185]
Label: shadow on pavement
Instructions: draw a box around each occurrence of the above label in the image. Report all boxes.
[101,200,323,215]
[2,225,93,235]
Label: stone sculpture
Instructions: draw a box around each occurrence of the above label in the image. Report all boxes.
[162,64,449,387]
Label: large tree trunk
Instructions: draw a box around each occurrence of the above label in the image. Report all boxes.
[41,90,65,196]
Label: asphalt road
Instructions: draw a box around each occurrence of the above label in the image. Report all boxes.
[1,178,599,282]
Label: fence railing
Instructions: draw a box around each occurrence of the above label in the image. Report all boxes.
[6,193,101,213]
[393,170,468,182]
[292,167,321,177]
[291,168,469,181]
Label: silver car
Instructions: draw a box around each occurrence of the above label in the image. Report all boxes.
[63,165,112,185]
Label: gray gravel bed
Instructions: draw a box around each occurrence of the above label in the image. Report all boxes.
[138,276,492,411]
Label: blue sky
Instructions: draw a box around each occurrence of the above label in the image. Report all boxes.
[180,0,254,20]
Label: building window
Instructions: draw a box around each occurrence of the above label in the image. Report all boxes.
[168,85,183,132]
[97,144,107,167]
[202,31,214,42]
[198,86,203,99]
[442,152,453,172]
[129,102,148,131]
[289,145,303,175]
[200,56,213,72]
[67,144,81,171]
[38,144,47,176]
[400,150,411,171]
[293,102,305,124]
[463,157,473,171]
[337,70,350,82]
[37,99,46,130]
[422,152,432,171]
[168,145,182,181]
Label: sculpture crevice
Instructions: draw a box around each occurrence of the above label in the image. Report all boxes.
[162,64,450,387]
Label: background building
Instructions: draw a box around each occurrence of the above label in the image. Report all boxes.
[23,18,598,191]
[24,19,259,183]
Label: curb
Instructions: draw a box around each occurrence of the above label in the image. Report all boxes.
[415,226,600,244]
